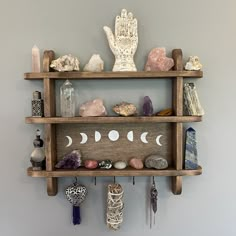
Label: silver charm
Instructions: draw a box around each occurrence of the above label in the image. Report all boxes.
[65,178,87,225]
[150,176,158,228]
[65,182,87,206]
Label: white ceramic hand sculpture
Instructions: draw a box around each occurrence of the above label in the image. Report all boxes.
[104,9,138,72]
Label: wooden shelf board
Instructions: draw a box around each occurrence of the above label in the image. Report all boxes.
[25,116,202,124]
[24,71,203,80]
[27,166,202,177]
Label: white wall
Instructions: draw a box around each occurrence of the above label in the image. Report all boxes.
[0,0,235,235]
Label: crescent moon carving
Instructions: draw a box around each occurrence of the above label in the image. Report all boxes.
[156,135,163,146]
[80,133,88,144]
[65,136,73,147]
[140,132,148,144]
[127,131,134,142]
[95,131,101,142]
[108,130,119,141]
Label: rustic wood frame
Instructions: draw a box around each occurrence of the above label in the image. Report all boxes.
[25,49,203,196]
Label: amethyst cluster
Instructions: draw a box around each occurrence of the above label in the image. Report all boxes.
[55,150,81,169]
[143,96,153,116]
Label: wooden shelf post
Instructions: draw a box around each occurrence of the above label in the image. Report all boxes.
[43,50,58,196]
[172,49,184,195]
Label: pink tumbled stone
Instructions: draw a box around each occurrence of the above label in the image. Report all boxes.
[145,48,174,71]
[84,160,98,169]
[129,158,144,169]
[79,98,107,117]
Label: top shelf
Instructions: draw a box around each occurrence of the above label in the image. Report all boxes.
[24,71,203,80]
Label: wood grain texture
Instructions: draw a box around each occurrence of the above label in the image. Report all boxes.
[56,123,172,164]
[45,124,57,196]
[172,176,182,194]
[43,79,55,117]
[171,49,184,195]
[43,62,57,195]
[43,50,55,72]
[25,116,202,124]
[27,166,202,177]
[24,71,203,80]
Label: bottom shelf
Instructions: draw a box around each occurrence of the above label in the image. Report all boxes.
[27,166,202,177]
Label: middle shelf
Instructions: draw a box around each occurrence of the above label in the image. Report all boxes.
[25,116,202,124]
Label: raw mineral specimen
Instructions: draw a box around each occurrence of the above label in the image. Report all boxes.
[114,161,127,169]
[185,127,198,169]
[143,96,154,116]
[129,158,144,169]
[145,48,174,71]
[145,154,168,169]
[79,98,107,117]
[55,150,81,169]
[50,54,80,72]
[113,102,137,116]
[83,54,104,72]
[184,56,202,71]
[99,160,112,169]
[184,83,204,116]
[84,160,98,169]
[156,108,173,116]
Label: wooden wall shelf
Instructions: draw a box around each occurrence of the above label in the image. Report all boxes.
[25,116,202,124]
[25,49,203,196]
[27,166,202,177]
[24,71,203,80]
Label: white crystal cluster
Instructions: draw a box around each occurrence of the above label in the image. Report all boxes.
[83,54,104,72]
[50,54,80,72]
[50,54,104,72]
[185,56,202,71]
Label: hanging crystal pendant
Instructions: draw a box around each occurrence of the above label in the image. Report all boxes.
[60,79,75,117]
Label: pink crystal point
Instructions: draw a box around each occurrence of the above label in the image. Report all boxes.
[143,96,153,116]
[145,48,174,71]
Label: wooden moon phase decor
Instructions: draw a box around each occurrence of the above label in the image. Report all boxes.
[108,130,119,141]
[127,131,134,142]
[156,135,163,146]
[80,133,88,144]
[140,132,148,144]
[95,131,101,142]
[65,136,73,147]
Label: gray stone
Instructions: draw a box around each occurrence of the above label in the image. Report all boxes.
[185,127,198,169]
[145,154,168,169]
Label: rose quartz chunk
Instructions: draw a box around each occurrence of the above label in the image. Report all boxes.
[79,98,107,117]
[84,160,98,169]
[129,158,144,169]
[145,48,174,71]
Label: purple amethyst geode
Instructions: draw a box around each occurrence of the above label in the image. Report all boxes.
[143,96,154,116]
[55,149,82,169]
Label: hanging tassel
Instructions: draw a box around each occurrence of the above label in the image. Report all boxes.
[150,177,158,228]
[72,206,81,225]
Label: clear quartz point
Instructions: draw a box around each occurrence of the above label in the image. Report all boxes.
[60,79,75,117]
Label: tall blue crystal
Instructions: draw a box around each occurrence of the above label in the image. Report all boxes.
[184,127,198,169]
